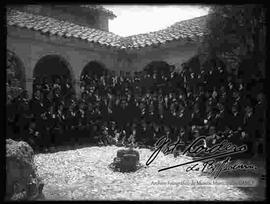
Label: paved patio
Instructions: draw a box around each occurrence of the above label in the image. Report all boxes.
[34,146,265,201]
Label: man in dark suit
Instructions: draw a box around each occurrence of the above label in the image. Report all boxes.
[135,121,145,147]
[144,123,155,147]
[29,90,44,117]
[65,105,77,144]
[7,99,17,140]
[243,105,257,156]
[26,119,41,152]
[254,94,266,139]
[228,105,244,132]
[215,104,231,132]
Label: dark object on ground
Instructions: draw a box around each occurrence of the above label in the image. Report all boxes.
[109,148,142,172]
[6,139,44,201]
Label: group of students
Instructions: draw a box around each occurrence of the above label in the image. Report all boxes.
[6,63,265,156]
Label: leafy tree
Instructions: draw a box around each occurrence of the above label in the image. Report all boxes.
[6,51,24,103]
[200,5,266,77]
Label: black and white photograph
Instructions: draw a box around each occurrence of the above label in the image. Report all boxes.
[5,4,266,201]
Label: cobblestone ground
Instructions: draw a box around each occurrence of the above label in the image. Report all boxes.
[34,146,265,201]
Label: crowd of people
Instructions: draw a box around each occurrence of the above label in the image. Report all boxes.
[6,61,266,157]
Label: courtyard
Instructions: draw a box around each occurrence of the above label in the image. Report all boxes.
[6,5,266,201]
[34,145,265,201]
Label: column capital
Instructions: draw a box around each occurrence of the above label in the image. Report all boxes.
[74,79,81,85]
[25,78,34,83]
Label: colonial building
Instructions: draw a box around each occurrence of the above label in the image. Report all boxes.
[7,5,208,97]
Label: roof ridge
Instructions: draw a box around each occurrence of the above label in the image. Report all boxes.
[170,15,208,26]
[7,9,207,50]
[8,9,122,37]
[122,14,209,38]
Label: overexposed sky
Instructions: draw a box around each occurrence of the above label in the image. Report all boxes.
[103,5,210,36]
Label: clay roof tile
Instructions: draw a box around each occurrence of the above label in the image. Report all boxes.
[7,8,208,50]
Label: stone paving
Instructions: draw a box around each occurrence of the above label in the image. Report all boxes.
[34,146,265,201]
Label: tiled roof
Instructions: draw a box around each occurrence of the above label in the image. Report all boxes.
[7,9,122,48]
[120,15,208,49]
[80,5,116,19]
[7,9,208,50]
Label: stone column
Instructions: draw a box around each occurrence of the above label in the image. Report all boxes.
[25,78,33,98]
[73,79,81,99]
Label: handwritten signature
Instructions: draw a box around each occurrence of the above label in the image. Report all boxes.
[146,135,254,177]
[185,156,256,178]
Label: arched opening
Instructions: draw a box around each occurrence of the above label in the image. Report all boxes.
[80,61,109,94]
[201,57,226,72]
[33,55,74,97]
[185,55,201,74]
[6,50,26,101]
[143,61,172,76]
[34,55,72,78]
[137,61,173,92]
[80,61,108,79]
